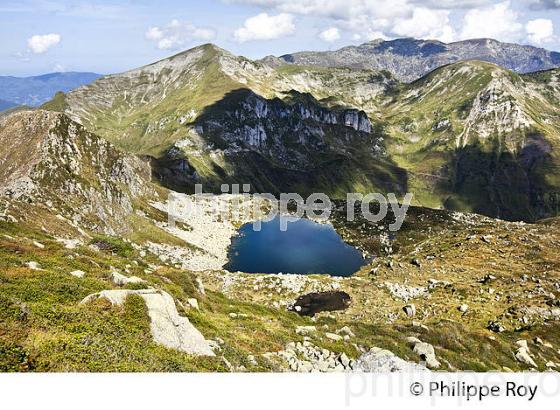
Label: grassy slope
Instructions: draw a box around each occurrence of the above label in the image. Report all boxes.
[383,61,560,220]
[2,198,560,372]
[0,207,309,371]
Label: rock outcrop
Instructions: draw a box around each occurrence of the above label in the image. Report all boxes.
[81,289,215,356]
[354,347,429,372]
[264,341,356,372]
[406,337,441,369]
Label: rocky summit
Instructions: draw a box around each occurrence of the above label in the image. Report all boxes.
[1,39,560,373]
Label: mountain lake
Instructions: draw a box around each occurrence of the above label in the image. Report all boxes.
[224,216,368,276]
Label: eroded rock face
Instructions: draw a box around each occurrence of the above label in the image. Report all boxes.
[195,89,375,170]
[81,289,215,356]
[291,291,351,316]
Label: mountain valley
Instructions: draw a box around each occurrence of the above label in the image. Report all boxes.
[1,39,560,372]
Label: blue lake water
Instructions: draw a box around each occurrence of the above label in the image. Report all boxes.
[224,216,368,276]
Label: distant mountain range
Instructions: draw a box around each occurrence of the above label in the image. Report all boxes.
[262,38,560,82]
[0,72,102,109]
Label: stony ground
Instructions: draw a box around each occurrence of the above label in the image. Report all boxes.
[1,195,559,372]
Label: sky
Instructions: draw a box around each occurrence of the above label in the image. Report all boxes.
[1,0,560,76]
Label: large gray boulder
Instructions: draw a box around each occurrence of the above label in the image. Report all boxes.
[81,288,215,356]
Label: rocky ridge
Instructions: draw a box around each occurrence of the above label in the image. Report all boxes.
[0,110,154,234]
[269,38,560,82]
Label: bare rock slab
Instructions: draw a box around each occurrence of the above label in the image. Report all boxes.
[81,289,215,356]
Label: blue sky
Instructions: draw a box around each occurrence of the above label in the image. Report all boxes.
[1,0,560,76]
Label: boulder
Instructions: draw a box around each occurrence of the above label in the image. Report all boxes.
[26,261,41,270]
[70,270,85,278]
[195,277,206,295]
[403,304,416,317]
[110,271,146,286]
[516,340,529,349]
[487,320,506,333]
[187,298,199,310]
[296,325,317,335]
[81,288,214,356]
[406,336,422,345]
[354,347,428,372]
[413,342,441,369]
[298,361,313,372]
[337,326,355,337]
[33,241,45,249]
[338,352,351,367]
[406,337,441,369]
[325,332,343,341]
[515,347,537,368]
[479,274,497,284]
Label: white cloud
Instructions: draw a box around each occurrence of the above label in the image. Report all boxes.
[145,26,164,41]
[228,0,412,21]
[393,8,455,42]
[229,0,558,46]
[234,13,295,42]
[27,33,61,54]
[526,18,555,44]
[319,27,341,42]
[225,0,461,43]
[460,1,523,42]
[364,31,391,41]
[145,20,216,50]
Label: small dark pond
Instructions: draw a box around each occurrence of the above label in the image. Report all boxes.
[224,216,368,276]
